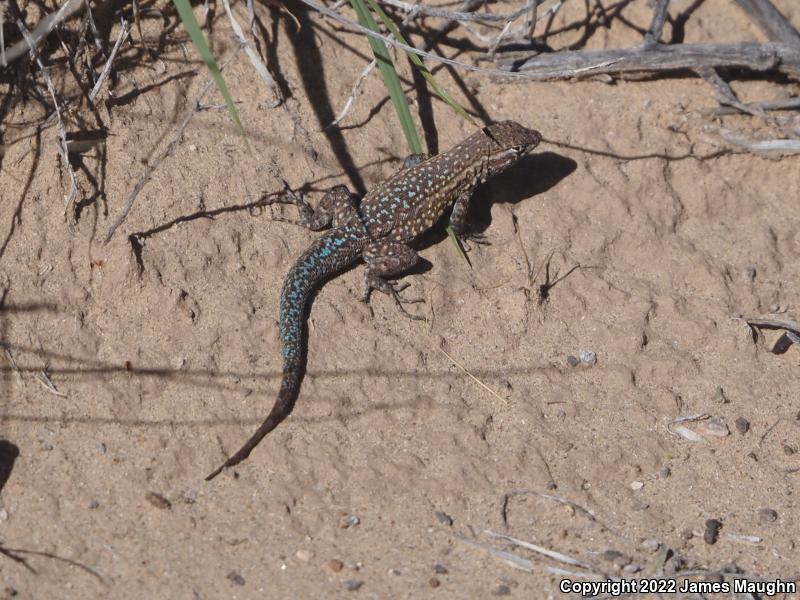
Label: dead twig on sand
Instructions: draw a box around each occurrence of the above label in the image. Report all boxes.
[16,18,79,209]
[1,0,84,66]
[89,20,130,102]
[734,0,800,46]
[495,42,800,81]
[222,0,282,106]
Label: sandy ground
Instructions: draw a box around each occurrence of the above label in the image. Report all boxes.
[2,0,800,597]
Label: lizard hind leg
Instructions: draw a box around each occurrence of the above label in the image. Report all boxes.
[268,183,360,231]
[362,241,424,320]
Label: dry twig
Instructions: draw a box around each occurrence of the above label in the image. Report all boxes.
[2,0,84,66]
[89,20,130,102]
[222,0,282,105]
[496,42,800,80]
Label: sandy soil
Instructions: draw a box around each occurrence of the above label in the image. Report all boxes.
[1,0,800,598]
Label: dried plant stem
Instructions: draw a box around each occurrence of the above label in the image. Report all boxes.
[89,20,130,102]
[2,0,84,66]
[16,18,79,208]
[222,0,281,105]
[734,0,800,46]
[496,42,800,80]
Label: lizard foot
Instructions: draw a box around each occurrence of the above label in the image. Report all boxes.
[361,276,425,321]
[459,232,491,251]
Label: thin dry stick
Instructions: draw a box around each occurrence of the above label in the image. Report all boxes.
[484,530,598,571]
[437,345,508,405]
[103,53,238,243]
[734,0,800,46]
[495,42,800,80]
[695,66,780,124]
[377,0,532,24]
[330,59,376,127]
[296,0,529,77]
[329,4,421,127]
[708,96,800,115]
[89,20,130,102]
[2,0,84,66]
[739,314,800,335]
[222,0,281,105]
[713,128,800,154]
[643,0,670,46]
[452,534,534,572]
[16,18,79,208]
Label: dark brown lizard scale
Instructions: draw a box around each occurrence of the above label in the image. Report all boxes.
[206,121,541,480]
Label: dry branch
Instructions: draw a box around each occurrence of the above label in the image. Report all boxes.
[89,21,130,102]
[495,42,800,80]
[222,0,282,105]
[734,0,800,46]
[1,0,84,66]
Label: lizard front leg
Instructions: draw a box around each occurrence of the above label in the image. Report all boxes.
[361,241,424,320]
[449,188,490,249]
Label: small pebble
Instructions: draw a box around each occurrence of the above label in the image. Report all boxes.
[641,538,661,552]
[88,500,100,510]
[0,509,8,522]
[744,266,757,282]
[145,491,171,510]
[184,490,198,504]
[428,578,441,588]
[679,528,694,540]
[4,587,17,597]
[630,480,644,491]
[783,444,796,456]
[226,571,245,586]
[704,518,722,544]
[660,465,671,478]
[623,563,642,574]
[694,417,729,438]
[344,580,363,592]
[325,559,344,573]
[387,568,401,576]
[433,564,448,574]
[566,355,580,368]
[758,508,778,523]
[339,514,360,528]
[493,584,511,596]
[434,511,453,526]
[296,549,314,562]
[96,442,107,454]
[734,417,750,434]
[579,349,597,366]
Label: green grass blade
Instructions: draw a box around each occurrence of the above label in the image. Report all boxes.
[171,0,246,141]
[349,0,422,155]
[364,0,477,127]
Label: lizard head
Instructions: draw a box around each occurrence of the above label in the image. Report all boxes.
[481,120,542,175]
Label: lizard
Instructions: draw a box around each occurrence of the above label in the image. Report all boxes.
[206,120,541,480]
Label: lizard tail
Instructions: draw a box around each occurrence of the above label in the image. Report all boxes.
[206,231,360,481]
[205,369,300,481]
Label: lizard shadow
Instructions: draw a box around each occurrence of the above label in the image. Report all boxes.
[414,151,577,249]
